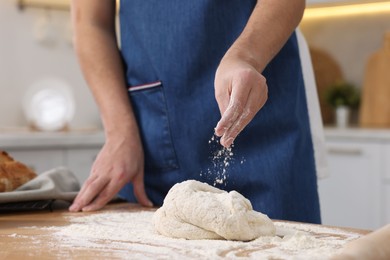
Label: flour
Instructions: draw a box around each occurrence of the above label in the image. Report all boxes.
[22,210,362,260]
[201,134,237,186]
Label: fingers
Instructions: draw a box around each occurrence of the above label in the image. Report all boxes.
[219,107,250,147]
[215,99,244,138]
[84,176,152,211]
[69,168,153,212]
[215,71,268,148]
[215,75,251,137]
[220,87,267,147]
[69,175,107,212]
[69,168,152,212]
[81,174,126,212]
[133,173,153,207]
[69,134,148,212]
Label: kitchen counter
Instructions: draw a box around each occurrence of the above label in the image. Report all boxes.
[0,202,369,260]
[0,128,105,149]
[1,127,389,149]
[0,128,105,182]
[324,127,390,142]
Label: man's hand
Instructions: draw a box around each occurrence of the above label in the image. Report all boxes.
[69,134,153,212]
[213,0,305,148]
[214,56,268,148]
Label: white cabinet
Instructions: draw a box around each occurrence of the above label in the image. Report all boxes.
[384,144,390,224]
[319,128,390,230]
[319,141,382,230]
[384,143,390,180]
[384,186,390,224]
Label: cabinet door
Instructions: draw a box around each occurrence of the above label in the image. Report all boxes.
[65,148,100,184]
[6,149,65,174]
[384,185,390,224]
[318,141,382,230]
[384,144,390,224]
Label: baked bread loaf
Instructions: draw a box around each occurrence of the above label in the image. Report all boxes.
[0,150,14,163]
[0,151,37,192]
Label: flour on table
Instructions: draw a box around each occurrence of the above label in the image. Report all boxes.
[22,210,362,260]
[153,180,275,241]
[11,180,363,259]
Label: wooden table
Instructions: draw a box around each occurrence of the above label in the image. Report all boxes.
[0,202,369,260]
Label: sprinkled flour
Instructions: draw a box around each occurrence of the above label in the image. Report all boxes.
[22,210,362,260]
[201,134,240,186]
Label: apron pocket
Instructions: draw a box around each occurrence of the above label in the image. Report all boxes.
[128,81,179,171]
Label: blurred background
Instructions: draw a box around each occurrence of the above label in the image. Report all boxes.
[0,0,99,130]
[0,0,389,231]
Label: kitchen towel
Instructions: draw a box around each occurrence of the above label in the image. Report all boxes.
[0,167,80,203]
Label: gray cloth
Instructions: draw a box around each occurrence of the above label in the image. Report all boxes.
[0,167,80,203]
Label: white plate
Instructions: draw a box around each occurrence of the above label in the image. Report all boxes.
[23,78,75,131]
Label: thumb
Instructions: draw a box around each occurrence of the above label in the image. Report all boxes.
[133,174,153,207]
[215,91,230,117]
[214,83,232,136]
[214,72,233,117]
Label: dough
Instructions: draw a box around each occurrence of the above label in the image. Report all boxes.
[153,180,275,241]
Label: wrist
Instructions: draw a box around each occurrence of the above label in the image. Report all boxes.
[222,44,264,73]
[103,115,140,142]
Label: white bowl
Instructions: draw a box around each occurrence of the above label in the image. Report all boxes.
[23,78,75,131]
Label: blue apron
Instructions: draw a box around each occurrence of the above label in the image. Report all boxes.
[118,0,321,224]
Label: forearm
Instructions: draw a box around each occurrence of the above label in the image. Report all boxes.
[71,1,138,139]
[225,0,305,72]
